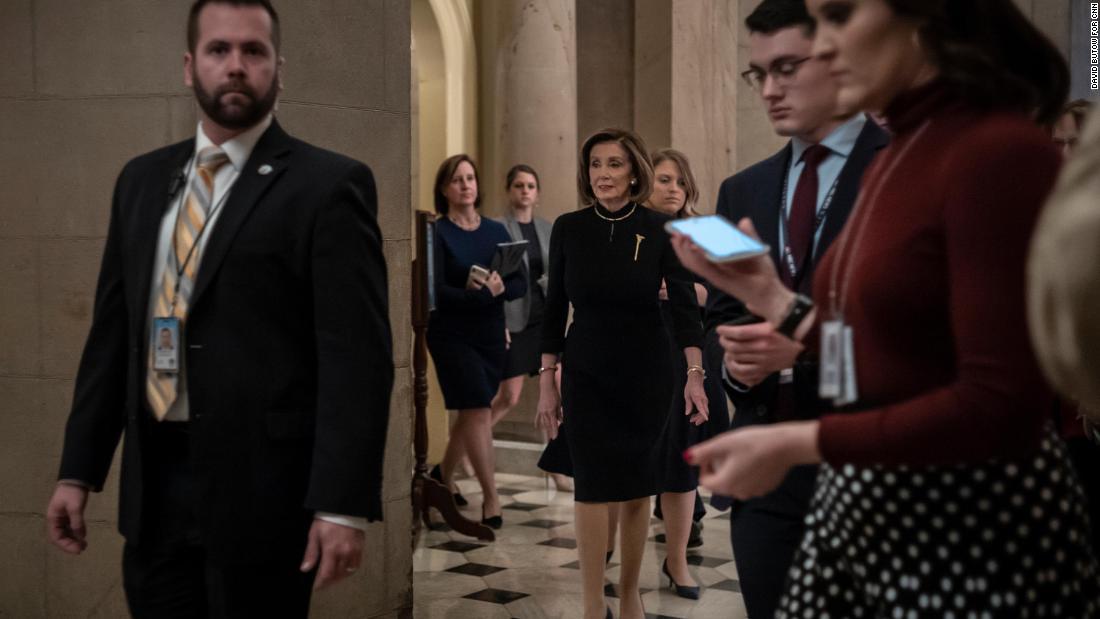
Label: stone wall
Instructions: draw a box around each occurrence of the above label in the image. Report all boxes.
[0,1,413,617]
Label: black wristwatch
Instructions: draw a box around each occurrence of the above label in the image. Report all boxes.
[776,293,814,340]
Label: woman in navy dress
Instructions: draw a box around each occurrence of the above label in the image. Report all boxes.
[428,154,525,528]
[536,129,707,619]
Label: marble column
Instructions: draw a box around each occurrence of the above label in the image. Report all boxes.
[579,0,636,144]
[668,0,740,213]
[634,0,671,150]
[478,0,578,221]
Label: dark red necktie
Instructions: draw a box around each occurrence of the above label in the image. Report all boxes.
[784,144,830,288]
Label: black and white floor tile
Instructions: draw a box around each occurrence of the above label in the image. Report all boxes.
[414,473,748,618]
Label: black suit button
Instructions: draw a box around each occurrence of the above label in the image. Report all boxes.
[755,405,767,416]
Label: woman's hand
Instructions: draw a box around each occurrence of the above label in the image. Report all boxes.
[684,372,709,426]
[658,279,669,301]
[536,377,563,440]
[505,329,512,350]
[669,219,792,324]
[486,272,505,297]
[685,421,821,499]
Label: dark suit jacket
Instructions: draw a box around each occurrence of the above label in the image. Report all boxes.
[704,118,889,432]
[58,120,394,561]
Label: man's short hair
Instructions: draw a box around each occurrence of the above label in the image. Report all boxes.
[745,0,813,36]
[188,0,281,52]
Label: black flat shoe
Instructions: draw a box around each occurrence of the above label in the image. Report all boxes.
[480,514,503,530]
[429,464,468,506]
[662,559,700,600]
[605,606,613,619]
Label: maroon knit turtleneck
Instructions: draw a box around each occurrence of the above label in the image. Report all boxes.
[810,82,1063,466]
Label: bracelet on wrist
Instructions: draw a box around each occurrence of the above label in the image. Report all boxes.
[687,365,705,379]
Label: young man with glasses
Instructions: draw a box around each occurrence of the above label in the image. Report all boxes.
[702,0,888,616]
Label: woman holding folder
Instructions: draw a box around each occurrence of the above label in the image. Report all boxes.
[491,165,554,422]
[427,154,526,529]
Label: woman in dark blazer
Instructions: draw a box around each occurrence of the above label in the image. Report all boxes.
[490,165,574,492]
[428,154,525,528]
[490,167,552,414]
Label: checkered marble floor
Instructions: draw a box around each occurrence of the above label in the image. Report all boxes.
[414,473,749,618]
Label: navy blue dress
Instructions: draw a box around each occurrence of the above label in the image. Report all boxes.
[428,217,526,410]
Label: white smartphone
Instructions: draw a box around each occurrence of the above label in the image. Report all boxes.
[467,264,490,289]
[665,214,769,263]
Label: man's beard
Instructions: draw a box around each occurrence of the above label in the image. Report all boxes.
[192,70,278,130]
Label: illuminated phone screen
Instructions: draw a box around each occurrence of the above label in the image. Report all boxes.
[666,215,769,262]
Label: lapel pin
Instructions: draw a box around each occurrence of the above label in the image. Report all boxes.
[258,164,273,175]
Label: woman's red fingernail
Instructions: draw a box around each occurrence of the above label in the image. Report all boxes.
[682,449,694,464]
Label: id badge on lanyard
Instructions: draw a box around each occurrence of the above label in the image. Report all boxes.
[152,317,182,373]
[818,318,858,406]
[818,121,931,408]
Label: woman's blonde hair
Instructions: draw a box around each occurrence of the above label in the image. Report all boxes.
[650,148,700,218]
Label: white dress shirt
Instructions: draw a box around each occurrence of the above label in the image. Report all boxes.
[144,116,367,532]
[148,116,272,422]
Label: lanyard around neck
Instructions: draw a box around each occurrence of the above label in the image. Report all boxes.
[779,151,842,282]
[166,155,236,311]
[826,121,931,318]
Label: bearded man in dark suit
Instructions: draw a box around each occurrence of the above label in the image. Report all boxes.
[45,1,394,616]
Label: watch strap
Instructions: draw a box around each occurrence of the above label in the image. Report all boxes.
[777,293,814,339]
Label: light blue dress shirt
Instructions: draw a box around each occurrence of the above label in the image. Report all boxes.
[779,114,868,255]
[725,114,867,394]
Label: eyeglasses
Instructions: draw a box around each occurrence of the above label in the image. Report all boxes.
[740,57,814,92]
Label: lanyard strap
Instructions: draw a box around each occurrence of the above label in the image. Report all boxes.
[166,157,236,310]
[779,159,842,283]
[827,121,931,318]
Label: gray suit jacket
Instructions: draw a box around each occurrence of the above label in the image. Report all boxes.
[496,213,552,333]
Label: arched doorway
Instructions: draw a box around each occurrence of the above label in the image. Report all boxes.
[411,0,479,463]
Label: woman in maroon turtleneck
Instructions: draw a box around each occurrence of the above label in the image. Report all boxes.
[675,0,1100,615]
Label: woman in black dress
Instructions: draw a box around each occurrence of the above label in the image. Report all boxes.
[646,148,721,599]
[428,154,525,528]
[536,129,707,619]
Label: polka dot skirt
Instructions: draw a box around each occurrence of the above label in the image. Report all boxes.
[776,426,1100,618]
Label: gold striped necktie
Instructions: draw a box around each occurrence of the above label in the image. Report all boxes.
[146,146,230,421]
